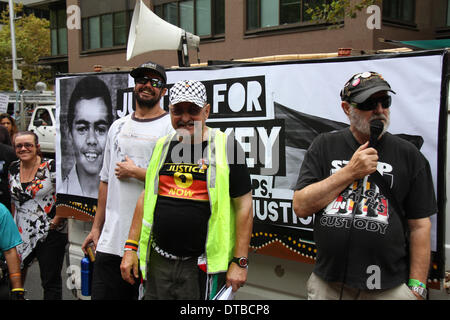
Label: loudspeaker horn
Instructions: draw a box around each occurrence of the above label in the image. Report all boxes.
[126,0,200,61]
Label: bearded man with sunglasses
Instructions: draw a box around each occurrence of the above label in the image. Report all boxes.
[82,61,174,300]
[293,71,436,300]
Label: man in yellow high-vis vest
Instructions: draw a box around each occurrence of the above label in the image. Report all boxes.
[120,80,253,300]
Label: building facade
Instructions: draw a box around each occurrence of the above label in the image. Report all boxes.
[31,0,450,73]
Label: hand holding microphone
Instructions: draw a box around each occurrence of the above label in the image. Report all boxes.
[369,119,384,148]
[347,119,383,180]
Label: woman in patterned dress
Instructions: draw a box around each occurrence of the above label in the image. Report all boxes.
[8,131,67,300]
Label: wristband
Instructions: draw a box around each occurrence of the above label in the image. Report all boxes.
[124,240,138,251]
[10,288,25,300]
[408,278,426,288]
[126,239,139,246]
[9,273,21,279]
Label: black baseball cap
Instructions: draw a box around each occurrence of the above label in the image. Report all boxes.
[130,61,167,83]
[340,71,395,104]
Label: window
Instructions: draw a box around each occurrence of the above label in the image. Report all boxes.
[80,0,134,50]
[247,0,327,30]
[281,0,302,25]
[50,8,67,56]
[446,0,450,26]
[35,109,52,127]
[382,0,415,24]
[180,1,194,32]
[82,10,132,51]
[113,12,128,45]
[88,16,101,49]
[154,0,225,37]
[101,14,113,48]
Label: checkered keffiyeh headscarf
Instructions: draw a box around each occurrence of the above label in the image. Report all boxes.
[169,80,207,108]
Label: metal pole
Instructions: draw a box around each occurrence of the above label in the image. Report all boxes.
[9,0,18,91]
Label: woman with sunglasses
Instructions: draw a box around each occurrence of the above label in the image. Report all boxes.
[8,131,67,300]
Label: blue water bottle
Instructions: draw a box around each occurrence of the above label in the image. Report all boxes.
[81,256,91,296]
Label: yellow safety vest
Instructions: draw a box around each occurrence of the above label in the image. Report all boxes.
[139,128,236,279]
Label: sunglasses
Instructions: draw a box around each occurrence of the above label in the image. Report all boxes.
[15,143,35,150]
[135,77,164,88]
[352,95,391,111]
[170,104,203,116]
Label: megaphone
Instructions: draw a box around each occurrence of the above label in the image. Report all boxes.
[126,0,200,66]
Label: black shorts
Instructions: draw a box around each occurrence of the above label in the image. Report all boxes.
[91,251,140,300]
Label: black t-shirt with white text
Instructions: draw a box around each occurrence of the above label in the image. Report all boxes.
[152,137,251,258]
[295,128,437,290]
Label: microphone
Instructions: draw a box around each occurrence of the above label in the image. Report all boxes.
[369,119,384,148]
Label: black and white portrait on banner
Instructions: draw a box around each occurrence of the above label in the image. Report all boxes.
[56,73,128,206]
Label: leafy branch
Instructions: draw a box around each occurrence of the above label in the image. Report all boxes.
[305,0,377,26]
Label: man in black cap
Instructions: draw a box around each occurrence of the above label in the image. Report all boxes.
[293,71,436,300]
[82,61,174,300]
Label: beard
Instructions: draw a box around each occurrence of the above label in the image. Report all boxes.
[349,107,390,136]
[134,89,161,109]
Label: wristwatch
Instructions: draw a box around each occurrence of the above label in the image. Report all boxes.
[231,256,249,268]
[409,286,427,299]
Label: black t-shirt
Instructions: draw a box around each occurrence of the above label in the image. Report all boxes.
[295,128,437,289]
[0,144,17,211]
[152,137,251,258]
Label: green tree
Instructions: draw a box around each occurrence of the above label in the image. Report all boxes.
[306,0,377,26]
[0,4,51,91]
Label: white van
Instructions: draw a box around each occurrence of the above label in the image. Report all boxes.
[28,105,56,154]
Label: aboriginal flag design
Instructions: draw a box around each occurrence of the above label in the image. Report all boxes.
[158,162,209,201]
